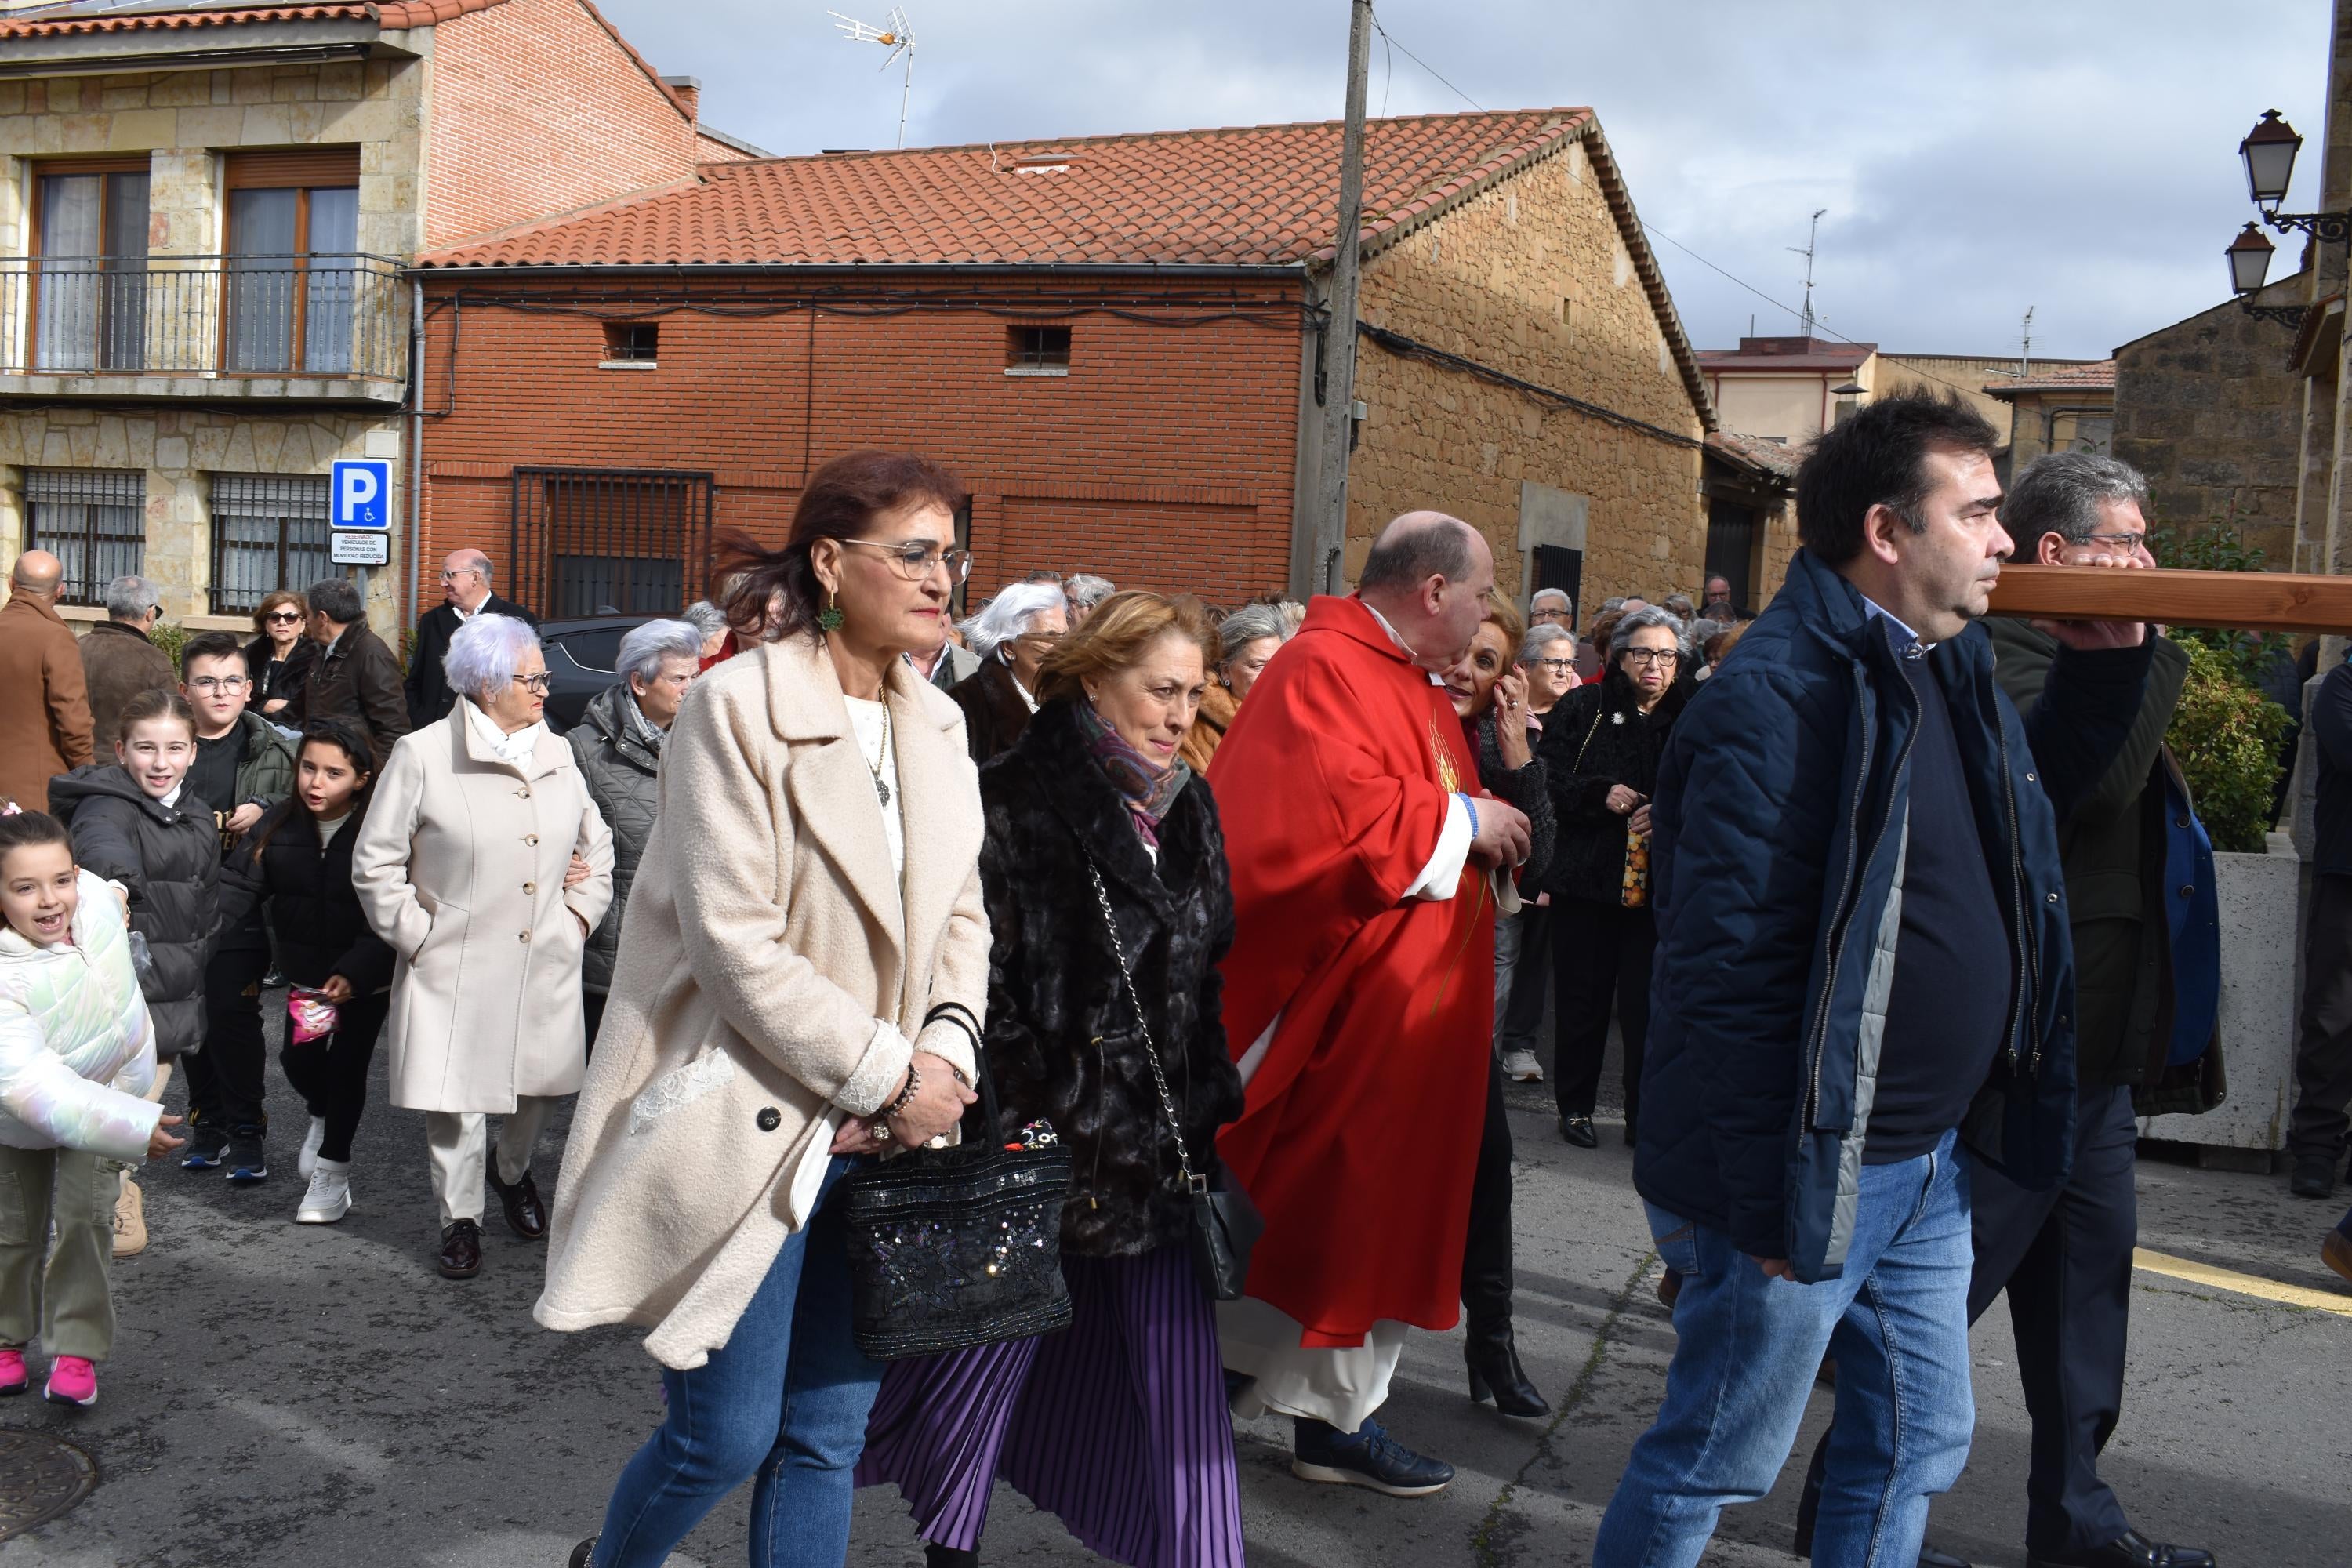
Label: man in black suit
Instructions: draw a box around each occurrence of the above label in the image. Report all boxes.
[405,548,537,728]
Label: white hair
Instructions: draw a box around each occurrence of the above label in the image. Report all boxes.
[1517,626,1574,666]
[618,619,702,685]
[679,600,728,641]
[1064,573,1116,612]
[105,574,160,621]
[443,612,541,702]
[960,582,1066,662]
[1530,587,1571,612]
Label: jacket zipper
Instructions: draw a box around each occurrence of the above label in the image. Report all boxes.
[1992,706,2039,1076]
[1805,665,1878,1129]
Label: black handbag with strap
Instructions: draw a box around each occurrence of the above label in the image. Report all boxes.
[839,1041,1074,1360]
[1081,856,1264,1301]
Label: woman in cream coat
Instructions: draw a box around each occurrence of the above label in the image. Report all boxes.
[546,451,989,1568]
[351,614,614,1281]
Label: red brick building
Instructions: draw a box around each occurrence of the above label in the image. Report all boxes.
[415,108,1729,619]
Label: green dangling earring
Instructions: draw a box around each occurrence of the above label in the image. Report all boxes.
[817,586,844,633]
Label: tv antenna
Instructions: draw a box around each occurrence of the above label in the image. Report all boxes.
[1788,207,1827,336]
[2019,305,2035,376]
[829,8,916,148]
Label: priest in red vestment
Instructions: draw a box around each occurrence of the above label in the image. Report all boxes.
[1209,510,1533,1497]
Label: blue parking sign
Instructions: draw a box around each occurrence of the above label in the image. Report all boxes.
[331,459,392,529]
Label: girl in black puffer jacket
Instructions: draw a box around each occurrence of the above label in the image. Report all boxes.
[48,690,220,1067]
[217,721,392,1225]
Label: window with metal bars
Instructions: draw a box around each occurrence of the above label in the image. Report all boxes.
[24,468,143,608]
[510,467,713,619]
[1005,325,1071,372]
[209,474,332,616]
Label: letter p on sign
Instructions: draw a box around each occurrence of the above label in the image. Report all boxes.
[331,459,391,529]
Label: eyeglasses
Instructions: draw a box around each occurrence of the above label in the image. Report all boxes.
[840,539,975,583]
[2074,531,2147,553]
[438,569,479,583]
[516,673,553,695]
[1532,658,1574,673]
[263,610,302,624]
[187,675,249,693]
[1622,648,1681,667]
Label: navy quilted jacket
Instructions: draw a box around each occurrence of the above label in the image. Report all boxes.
[1636,550,2152,1280]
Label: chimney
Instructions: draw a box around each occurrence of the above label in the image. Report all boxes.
[659,74,700,125]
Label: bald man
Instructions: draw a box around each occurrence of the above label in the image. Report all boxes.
[0,550,94,811]
[405,547,538,728]
[1210,510,1532,1496]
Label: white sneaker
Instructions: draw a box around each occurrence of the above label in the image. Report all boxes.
[295,1161,351,1225]
[297,1116,327,1179]
[1501,1050,1544,1083]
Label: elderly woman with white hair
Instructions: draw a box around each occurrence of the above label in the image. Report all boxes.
[1177,600,1290,772]
[567,619,702,1050]
[352,612,614,1281]
[949,580,1067,763]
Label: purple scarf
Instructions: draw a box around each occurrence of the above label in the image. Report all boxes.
[1074,699,1192,848]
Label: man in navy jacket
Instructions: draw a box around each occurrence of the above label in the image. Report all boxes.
[1593,393,2152,1568]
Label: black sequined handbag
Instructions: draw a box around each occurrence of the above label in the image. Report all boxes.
[839,1045,1074,1361]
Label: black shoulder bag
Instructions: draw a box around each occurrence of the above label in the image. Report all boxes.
[1082,856,1263,1301]
[839,1037,1074,1360]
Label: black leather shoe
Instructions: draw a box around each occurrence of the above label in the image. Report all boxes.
[437,1219,482,1279]
[2029,1532,2216,1568]
[2291,1153,2338,1199]
[1464,1325,1548,1417]
[924,1545,978,1568]
[487,1159,548,1240]
[1919,1549,1974,1567]
[567,1537,597,1568]
[1559,1115,1597,1149]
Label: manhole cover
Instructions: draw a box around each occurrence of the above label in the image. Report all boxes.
[0,1427,98,1541]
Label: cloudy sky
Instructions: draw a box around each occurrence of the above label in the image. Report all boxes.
[594,0,2331,361]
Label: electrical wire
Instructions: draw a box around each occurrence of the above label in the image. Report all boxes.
[1368,8,1484,114]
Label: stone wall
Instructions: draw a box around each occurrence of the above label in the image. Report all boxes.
[2113,297,2303,566]
[1348,133,1708,608]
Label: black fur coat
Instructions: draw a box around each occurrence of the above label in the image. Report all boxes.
[975,698,1244,1258]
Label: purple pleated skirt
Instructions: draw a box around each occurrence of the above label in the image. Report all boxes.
[856,1240,1246,1568]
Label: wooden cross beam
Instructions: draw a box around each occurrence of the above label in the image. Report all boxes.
[1987,564,2352,635]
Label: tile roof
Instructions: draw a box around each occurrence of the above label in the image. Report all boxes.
[0,0,507,37]
[1708,430,1800,480]
[422,108,1596,270]
[1982,358,2116,397]
[1695,343,1876,374]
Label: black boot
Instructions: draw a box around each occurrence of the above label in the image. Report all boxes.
[924,1545,978,1568]
[1464,1319,1548,1417]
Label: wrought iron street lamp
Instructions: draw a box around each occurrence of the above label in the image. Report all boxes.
[2227,109,2347,327]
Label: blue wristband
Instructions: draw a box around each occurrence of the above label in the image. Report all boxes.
[1457,792,1479,844]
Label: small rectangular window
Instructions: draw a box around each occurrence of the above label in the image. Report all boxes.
[26,467,144,608]
[602,322,659,364]
[1005,325,1071,374]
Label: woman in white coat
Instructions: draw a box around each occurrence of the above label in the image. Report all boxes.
[350,613,614,1281]
[544,450,989,1568]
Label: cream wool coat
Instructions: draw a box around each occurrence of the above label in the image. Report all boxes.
[534,637,989,1370]
[350,708,615,1113]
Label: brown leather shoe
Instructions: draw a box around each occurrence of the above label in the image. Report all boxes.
[486,1160,547,1241]
[437,1219,482,1279]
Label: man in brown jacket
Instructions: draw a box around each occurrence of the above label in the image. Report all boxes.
[0,550,93,810]
[298,574,408,759]
[78,573,176,746]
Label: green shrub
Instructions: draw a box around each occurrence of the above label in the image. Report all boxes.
[147,620,190,672]
[2166,637,2289,853]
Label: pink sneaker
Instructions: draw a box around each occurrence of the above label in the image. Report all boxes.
[0,1348,24,1396]
[43,1355,95,1407]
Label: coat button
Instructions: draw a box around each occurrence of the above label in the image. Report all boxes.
[2180,884,2194,898]
[2177,816,2191,829]
[2024,771,2038,783]
[525,834,539,845]
[756,1107,781,1131]
[518,930,531,943]
[523,881,536,895]
[2045,891,2060,904]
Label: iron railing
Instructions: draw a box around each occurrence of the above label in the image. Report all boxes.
[0,253,405,380]
[510,468,716,620]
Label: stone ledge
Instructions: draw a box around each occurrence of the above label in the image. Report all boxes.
[0,373,404,405]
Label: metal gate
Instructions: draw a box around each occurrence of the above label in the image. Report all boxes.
[1704,499,1757,617]
[510,467,713,620]
[1533,543,1583,632]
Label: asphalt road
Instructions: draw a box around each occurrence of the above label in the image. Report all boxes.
[2,1009,2347,1568]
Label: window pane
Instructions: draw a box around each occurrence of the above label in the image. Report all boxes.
[103,173,148,259]
[100,174,150,371]
[301,189,361,375]
[210,474,331,615]
[307,187,358,255]
[26,468,144,607]
[35,176,101,372]
[227,190,298,372]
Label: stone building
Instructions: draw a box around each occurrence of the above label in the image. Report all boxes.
[0,0,749,639]
[2112,299,2303,565]
[411,107,1724,620]
[1985,358,2115,474]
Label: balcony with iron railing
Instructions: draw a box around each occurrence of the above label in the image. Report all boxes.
[0,253,407,402]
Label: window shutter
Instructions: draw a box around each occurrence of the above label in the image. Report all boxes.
[225,148,361,190]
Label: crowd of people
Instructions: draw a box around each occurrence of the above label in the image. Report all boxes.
[0,394,2342,1566]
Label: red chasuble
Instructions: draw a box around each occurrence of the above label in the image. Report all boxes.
[1207,594,1494,1348]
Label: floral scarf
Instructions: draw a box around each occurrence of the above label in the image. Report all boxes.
[1074,699,1192,848]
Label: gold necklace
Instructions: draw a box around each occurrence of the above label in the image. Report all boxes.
[862,699,893,808]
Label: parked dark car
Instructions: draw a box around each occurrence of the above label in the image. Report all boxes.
[537,615,651,732]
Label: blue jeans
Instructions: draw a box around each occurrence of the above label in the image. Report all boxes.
[1595,1130,1976,1568]
[593,1158,882,1568]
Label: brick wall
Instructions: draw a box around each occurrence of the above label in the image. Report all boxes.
[423,0,698,248]
[2114,299,2303,568]
[412,278,1305,618]
[1348,135,1708,608]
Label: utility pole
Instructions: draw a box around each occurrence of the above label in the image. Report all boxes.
[1789,207,1827,336]
[2018,305,2035,378]
[1309,0,1374,596]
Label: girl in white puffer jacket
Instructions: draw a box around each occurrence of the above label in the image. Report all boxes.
[0,808,183,1407]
